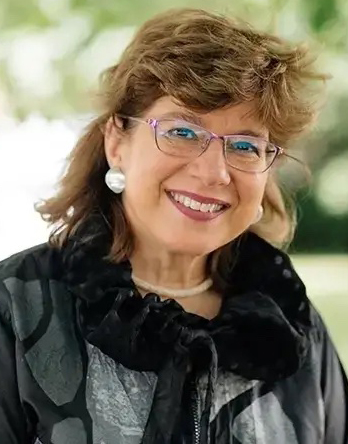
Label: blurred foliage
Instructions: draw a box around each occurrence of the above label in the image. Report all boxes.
[292,190,348,253]
[1,0,347,117]
[0,0,347,252]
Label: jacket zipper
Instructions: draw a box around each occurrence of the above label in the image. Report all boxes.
[191,384,200,444]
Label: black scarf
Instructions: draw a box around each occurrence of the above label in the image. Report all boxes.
[61,215,312,444]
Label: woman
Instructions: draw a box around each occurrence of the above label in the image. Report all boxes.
[0,8,347,444]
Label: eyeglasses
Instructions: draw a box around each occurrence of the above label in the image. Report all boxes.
[116,114,284,173]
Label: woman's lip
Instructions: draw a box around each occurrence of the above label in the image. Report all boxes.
[167,189,230,207]
[167,192,228,222]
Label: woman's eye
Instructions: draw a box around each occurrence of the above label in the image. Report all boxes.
[229,140,259,155]
[167,127,198,139]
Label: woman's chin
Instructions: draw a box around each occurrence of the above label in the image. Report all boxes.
[160,236,222,257]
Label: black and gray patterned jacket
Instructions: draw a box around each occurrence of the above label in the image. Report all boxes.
[0,217,347,443]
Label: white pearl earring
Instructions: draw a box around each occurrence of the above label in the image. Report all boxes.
[254,205,264,224]
[105,167,125,194]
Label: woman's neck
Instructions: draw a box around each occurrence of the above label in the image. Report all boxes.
[129,246,209,290]
[129,246,223,319]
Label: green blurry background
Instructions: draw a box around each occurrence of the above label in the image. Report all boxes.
[0,0,347,366]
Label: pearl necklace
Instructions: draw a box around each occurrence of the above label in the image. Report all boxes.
[132,275,213,298]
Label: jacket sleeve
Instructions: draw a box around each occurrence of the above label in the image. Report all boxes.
[317,310,348,443]
[0,280,34,443]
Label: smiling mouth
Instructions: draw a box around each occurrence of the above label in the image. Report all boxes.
[168,191,229,213]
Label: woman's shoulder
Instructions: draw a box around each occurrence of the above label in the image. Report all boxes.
[0,243,65,320]
[0,242,63,282]
[307,302,337,349]
[304,302,347,390]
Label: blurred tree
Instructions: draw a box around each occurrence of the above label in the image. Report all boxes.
[1,0,347,117]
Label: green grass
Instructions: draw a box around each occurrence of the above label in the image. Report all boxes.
[291,255,348,371]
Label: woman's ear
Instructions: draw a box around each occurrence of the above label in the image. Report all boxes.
[104,116,124,167]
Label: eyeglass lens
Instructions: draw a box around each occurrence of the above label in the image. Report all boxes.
[154,119,277,173]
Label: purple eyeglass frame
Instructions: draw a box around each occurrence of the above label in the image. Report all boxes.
[115,114,284,173]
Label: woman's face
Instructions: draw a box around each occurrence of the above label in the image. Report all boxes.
[105,97,269,256]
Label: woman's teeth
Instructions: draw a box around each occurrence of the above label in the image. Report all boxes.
[170,192,224,213]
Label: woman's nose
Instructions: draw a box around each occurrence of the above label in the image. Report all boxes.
[186,138,231,187]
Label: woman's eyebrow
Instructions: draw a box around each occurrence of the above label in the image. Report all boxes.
[229,129,267,138]
[157,111,203,125]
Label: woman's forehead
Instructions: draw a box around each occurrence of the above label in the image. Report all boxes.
[145,96,269,138]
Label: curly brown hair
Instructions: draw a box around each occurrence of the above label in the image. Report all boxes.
[36,8,327,264]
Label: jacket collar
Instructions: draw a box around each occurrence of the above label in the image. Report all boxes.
[61,214,312,443]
